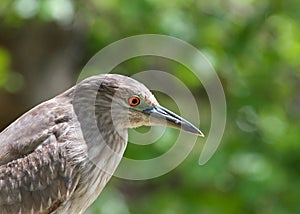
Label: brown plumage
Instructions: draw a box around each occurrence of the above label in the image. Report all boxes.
[0,74,203,214]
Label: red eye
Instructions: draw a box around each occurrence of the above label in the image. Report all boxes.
[128,96,140,107]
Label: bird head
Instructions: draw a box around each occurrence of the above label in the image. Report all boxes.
[81,74,204,137]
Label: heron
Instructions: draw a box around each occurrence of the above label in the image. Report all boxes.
[0,74,203,213]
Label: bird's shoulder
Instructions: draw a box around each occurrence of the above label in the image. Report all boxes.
[0,95,75,165]
[0,93,87,213]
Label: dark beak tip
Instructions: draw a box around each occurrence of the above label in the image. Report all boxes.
[181,124,205,137]
[191,129,205,137]
[199,132,205,137]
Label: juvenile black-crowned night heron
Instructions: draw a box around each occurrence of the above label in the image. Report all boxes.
[0,74,203,213]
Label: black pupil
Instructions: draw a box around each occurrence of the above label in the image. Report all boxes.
[132,98,138,104]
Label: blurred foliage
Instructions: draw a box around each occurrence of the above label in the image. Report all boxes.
[1,0,300,213]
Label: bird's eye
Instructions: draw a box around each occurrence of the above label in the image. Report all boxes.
[128,96,140,107]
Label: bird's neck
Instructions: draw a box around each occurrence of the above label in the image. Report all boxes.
[68,103,128,212]
[72,86,129,173]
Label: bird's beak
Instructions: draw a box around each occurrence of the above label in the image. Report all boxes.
[143,105,204,137]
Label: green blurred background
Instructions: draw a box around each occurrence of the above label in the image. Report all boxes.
[0,0,299,213]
